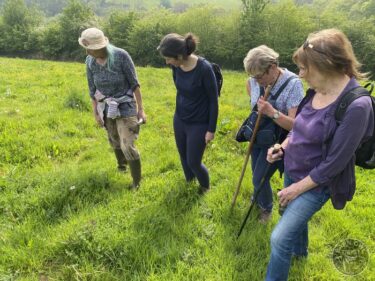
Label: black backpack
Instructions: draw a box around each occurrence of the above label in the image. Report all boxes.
[211,62,223,97]
[335,83,375,169]
[200,57,223,96]
[297,83,375,169]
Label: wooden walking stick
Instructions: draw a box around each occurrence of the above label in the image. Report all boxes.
[237,144,281,238]
[231,85,272,208]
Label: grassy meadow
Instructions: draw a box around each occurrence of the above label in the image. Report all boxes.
[0,57,374,281]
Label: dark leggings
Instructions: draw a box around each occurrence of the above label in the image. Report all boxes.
[173,115,209,188]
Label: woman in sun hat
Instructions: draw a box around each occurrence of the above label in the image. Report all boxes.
[78,27,146,189]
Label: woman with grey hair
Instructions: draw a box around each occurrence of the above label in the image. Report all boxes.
[243,45,304,223]
[78,27,146,188]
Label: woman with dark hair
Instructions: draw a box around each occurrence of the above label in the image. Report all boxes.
[264,28,374,281]
[157,33,219,194]
[78,27,146,189]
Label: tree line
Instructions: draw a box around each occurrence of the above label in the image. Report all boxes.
[0,0,374,76]
[0,0,240,16]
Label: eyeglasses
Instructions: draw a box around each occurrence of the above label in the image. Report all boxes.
[250,65,271,80]
[303,40,326,56]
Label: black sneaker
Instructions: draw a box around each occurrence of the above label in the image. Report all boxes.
[259,209,272,224]
[198,186,210,195]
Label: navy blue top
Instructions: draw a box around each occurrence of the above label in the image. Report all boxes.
[172,57,219,132]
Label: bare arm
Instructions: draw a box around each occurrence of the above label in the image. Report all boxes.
[273,106,298,131]
[133,86,147,122]
[257,96,297,131]
[91,99,104,127]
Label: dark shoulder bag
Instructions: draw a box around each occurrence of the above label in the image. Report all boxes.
[235,76,296,145]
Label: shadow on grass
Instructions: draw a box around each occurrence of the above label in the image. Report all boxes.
[2,167,128,225]
[38,170,115,223]
[219,197,307,281]
[124,181,202,273]
[217,201,272,280]
[41,179,203,279]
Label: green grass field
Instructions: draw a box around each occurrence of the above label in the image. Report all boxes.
[0,57,373,280]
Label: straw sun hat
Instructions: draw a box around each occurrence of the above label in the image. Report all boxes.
[78,28,109,50]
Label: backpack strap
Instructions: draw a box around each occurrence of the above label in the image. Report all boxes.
[252,86,265,112]
[254,76,296,111]
[296,88,315,116]
[259,86,265,96]
[335,86,370,122]
[364,82,374,95]
[269,76,297,101]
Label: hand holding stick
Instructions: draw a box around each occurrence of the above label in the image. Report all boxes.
[266,143,284,163]
[237,144,282,238]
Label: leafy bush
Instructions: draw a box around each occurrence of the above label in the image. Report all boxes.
[104,11,138,50]
[127,9,175,66]
[58,0,97,60]
[39,19,64,58]
[0,0,373,75]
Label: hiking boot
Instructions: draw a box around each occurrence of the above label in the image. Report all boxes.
[117,165,127,172]
[259,209,272,224]
[130,182,140,190]
[198,186,210,195]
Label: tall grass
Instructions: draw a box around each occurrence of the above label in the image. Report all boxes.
[0,57,373,280]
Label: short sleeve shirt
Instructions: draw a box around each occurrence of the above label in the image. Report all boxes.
[249,68,304,114]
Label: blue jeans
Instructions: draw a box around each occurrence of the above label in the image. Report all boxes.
[265,174,330,281]
[251,147,278,211]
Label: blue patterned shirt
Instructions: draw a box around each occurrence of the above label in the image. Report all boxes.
[86,47,139,117]
[248,68,304,114]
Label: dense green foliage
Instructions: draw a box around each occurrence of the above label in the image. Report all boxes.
[0,0,374,76]
[0,57,374,280]
[0,0,241,15]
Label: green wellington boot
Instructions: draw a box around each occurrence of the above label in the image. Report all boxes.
[128,159,141,189]
[114,149,127,172]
